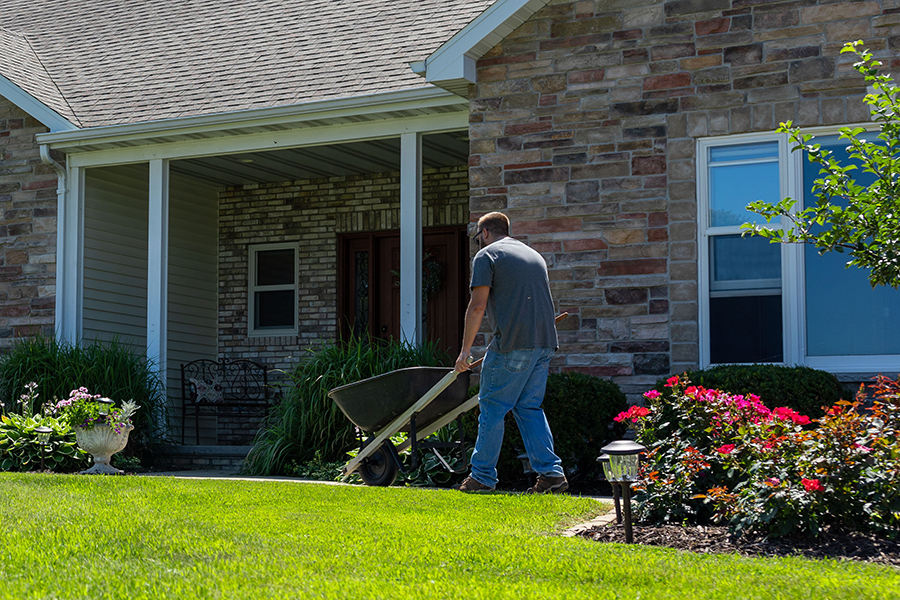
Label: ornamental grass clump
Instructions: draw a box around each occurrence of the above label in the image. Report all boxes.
[625,374,899,538]
[0,336,167,461]
[245,336,449,476]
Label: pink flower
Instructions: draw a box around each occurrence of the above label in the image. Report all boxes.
[854,443,874,453]
[764,477,781,487]
[801,478,825,493]
[643,390,661,400]
[716,444,736,455]
[664,376,680,388]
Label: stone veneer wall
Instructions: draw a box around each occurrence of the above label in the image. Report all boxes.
[217,165,469,372]
[469,0,898,398]
[0,96,57,350]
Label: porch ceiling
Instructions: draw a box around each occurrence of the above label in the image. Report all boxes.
[170,130,468,186]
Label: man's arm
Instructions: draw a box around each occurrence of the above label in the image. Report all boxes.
[454,285,490,372]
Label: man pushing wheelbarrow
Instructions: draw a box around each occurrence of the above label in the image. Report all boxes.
[330,212,567,492]
[453,211,568,494]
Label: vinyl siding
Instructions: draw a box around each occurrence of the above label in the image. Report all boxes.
[82,164,149,350]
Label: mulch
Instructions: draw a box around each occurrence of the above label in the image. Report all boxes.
[578,522,900,568]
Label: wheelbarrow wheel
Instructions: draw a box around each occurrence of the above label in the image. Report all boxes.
[358,441,399,487]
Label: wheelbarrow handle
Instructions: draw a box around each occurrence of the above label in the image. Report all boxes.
[467,312,569,369]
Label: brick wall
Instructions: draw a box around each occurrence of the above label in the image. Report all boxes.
[0,95,57,350]
[218,165,469,372]
[470,0,899,399]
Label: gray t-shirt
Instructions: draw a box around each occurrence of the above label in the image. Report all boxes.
[470,237,558,352]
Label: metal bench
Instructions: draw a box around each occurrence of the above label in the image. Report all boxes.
[180,358,272,445]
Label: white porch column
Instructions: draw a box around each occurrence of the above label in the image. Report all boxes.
[56,165,84,343]
[399,132,423,345]
[147,159,169,382]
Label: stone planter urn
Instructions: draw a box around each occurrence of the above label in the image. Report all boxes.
[75,424,133,475]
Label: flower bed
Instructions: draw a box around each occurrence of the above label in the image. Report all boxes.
[620,375,899,539]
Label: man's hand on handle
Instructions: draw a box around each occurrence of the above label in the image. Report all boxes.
[454,312,568,373]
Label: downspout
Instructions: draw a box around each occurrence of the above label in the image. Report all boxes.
[39,144,67,343]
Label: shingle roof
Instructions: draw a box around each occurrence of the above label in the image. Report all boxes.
[2,0,494,128]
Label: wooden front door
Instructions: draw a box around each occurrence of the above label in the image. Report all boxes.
[339,227,467,360]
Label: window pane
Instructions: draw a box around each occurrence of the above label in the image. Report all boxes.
[257,249,294,286]
[710,141,779,163]
[804,136,900,356]
[352,251,370,338]
[711,235,781,289]
[710,161,780,227]
[255,290,294,329]
[710,295,783,363]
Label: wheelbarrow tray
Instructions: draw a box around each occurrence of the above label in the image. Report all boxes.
[328,366,471,434]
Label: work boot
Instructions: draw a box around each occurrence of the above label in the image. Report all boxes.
[453,476,495,493]
[526,474,568,494]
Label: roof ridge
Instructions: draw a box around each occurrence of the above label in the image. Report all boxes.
[20,30,83,128]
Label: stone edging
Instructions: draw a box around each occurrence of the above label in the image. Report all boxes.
[561,498,617,538]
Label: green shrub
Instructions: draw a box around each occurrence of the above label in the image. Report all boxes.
[655,364,846,419]
[284,451,345,481]
[244,336,450,475]
[465,372,629,487]
[398,421,471,488]
[0,336,168,461]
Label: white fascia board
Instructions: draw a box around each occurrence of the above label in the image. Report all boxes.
[65,110,468,169]
[38,87,465,152]
[416,0,551,86]
[0,74,77,132]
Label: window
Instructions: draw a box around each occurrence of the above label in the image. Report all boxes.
[699,138,786,365]
[698,131,900,372]
[248,243,298,336]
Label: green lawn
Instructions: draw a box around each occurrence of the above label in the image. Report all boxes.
[1,474,897,600]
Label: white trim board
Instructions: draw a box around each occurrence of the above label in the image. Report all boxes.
[0,74,77,132]
[62,111,469,169]
[411,0,552,92]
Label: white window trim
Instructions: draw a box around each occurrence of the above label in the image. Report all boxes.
[248,242,299,337]
[697,125,899,374]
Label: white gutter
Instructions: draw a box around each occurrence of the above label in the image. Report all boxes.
[39,144,68,342]
[37,87,467,151]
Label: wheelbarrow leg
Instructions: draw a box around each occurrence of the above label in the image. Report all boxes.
[409,412,418,470]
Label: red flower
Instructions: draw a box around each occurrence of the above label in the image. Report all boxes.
[665,376,680,388]
[614,405,651,423]
[773,406,811,426]
[801,478,825,493]
[716,444,736,455]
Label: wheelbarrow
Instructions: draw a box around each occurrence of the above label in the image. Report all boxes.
[328,313,569,486]
[329,366,476,486]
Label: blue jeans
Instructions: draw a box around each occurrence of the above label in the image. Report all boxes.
[469,346,564,488]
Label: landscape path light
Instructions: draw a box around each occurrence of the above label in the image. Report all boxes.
[97,398,114,418]
[599,439,647,544]
[35,426,52,471]
[596,453,622,524]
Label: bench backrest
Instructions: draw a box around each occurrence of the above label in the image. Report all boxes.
[181,358,270,403]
